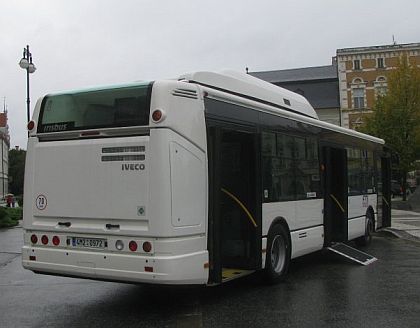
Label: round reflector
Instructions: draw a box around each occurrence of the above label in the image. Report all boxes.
[52,236,60,246]
[30,234,38,244]
[152,109,163,122]
[115,240,124,251]
[41,235,49,245]
[129,241,138,252]
[142,241,152,253]
[27,120,35,131]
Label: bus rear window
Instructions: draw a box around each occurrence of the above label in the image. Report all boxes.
[38,83,152,133]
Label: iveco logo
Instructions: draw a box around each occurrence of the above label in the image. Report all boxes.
[122,163,145,171]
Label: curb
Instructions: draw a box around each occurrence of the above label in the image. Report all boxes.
[379,228,420,243]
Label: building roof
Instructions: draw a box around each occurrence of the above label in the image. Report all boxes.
[337,42,420,55]
[249,65,337,83]
[275,80,340,109]
[249,65,339,109]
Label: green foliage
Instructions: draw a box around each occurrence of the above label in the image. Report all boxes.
[9,149,26,196]
[0,207,19,228]
[363,56,420,199]
[6,207,23,221]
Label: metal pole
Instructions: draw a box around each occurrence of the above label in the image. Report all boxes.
[26,45,31,123]
[26,67,30,123]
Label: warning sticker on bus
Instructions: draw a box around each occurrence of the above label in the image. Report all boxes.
[36,195,47,210]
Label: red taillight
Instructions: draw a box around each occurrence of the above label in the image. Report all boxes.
[142,241,152,253]
[145,266,153,272]
[152,109,164,122]
[52,236,60,246]
[129,241,138,252]
[30,234,38,244]
[41,235,49,245]
[27,120,35,131]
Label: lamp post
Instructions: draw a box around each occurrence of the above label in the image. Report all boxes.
[18,45,36,124]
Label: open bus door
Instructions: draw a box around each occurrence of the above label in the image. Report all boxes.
[322,146,348,245]
[207,124,261,284]
[381,151,392,228]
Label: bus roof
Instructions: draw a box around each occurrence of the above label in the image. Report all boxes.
[179,70,319,120]
[179,70,384,146]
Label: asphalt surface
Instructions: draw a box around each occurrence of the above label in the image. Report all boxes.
[388,209,420,240]
[1,226,420,328]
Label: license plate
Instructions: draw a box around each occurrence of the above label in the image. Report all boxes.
[71,237,106,249]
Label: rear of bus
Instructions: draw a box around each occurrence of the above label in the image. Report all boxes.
[22,80,209,284]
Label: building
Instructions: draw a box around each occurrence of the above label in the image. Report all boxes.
[250,65,341,125]
[336,42,420,129]
[0,111,9,199]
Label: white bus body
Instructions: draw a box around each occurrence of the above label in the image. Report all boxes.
[22,71,391,285]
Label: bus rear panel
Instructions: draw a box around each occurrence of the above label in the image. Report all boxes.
[22,81,209,284]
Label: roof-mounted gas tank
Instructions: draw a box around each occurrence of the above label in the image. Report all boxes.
[179,70,319,120]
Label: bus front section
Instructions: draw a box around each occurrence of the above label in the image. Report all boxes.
[22,81,209,285]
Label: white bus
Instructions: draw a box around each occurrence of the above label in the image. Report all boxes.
[22,71,391,285]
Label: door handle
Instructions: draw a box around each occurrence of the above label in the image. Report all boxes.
[57,221,71,227]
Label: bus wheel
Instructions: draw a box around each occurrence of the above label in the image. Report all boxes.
[264,224,290,283]
[355,212,374,247]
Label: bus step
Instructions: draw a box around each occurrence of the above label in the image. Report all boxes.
[222,268,254,282]
[327,243,377,265]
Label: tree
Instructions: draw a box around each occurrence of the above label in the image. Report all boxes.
[363,55,420,201]
[9,148,26,196]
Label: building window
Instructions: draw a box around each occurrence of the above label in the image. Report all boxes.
[376,86,387,97]
[353,59,361,70]
[375,76,387,97]
[353,88,364,109]
[377,57,385,68]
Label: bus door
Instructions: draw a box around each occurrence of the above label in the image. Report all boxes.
[207,125,261,284]
[381,155,392,228]
[323,146,348,245]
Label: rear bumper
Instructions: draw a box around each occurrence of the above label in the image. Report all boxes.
[22,246,209,285]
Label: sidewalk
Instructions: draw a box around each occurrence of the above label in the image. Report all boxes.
[381,209,420,241]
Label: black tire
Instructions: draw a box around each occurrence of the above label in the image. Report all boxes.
[355,212,374,247]
[264,224,291,284]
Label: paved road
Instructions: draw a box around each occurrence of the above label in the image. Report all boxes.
[390,209,420,239]
[1,226,420,328]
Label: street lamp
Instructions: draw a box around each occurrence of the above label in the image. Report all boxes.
[18,45,36,124]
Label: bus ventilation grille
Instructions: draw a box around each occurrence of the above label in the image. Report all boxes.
[101,146,146,162]
[172,88,198,99]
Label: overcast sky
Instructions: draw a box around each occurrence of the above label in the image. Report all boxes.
[1,0,419,149]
